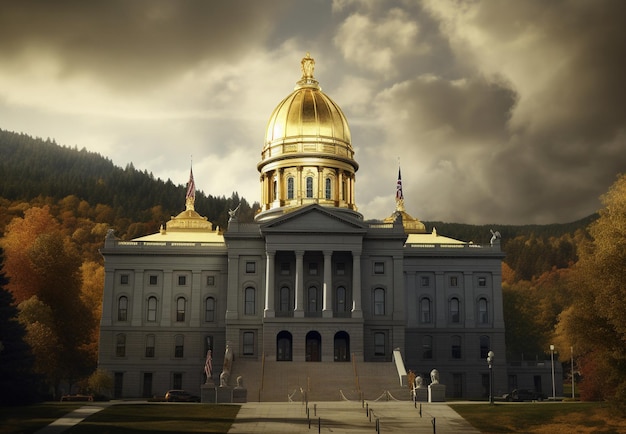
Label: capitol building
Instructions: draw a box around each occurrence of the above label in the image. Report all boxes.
[98,54,523,401]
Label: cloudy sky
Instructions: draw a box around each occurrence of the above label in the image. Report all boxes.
[1,0,625,225]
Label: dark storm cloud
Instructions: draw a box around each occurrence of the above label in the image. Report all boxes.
[0,0,290,91]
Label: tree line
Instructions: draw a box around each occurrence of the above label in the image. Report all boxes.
[1,128,623,409]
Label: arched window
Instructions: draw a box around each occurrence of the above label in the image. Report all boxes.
[308,286,318,312]
[147,296,157,322]
[450,297,460,323]
[279,286,291,312]
[205,297,215,322]
[116,333,126,357]
[374,288,385,315]
[174,335,184,358]
[287,177,295,199]
[325,177,332,200]
[244,287,256,315]
[451,335,462,359]
[336,286,346,312]
[420,298,431,323]
[306,176,314,198]
[145,334,155,358]
[480,335,490,359]
[176,297,186,322]
[422,335,433,359]
[117,296,128,321]
[478,298,489,324]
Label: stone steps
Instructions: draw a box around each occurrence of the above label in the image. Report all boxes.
[229,359,412,402]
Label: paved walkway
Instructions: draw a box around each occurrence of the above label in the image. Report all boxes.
[34,400,480,434]
[229,400,481,433]
[34,403,113,434]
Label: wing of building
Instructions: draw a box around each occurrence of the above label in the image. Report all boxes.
[98,54,555,401]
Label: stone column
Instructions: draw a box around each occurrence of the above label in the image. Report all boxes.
[294,250,305,317]
[264,250,275,318]
[351,253,362,318]
[322,250,333,318]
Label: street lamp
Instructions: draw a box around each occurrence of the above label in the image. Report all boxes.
[487,350,495,405]
[550,344,556,400]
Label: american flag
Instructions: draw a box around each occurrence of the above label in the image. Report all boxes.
[186,167,196,200]
[204,349,212,379]
[396,167,404,201]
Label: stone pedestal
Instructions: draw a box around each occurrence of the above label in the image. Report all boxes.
[414,388,428,402]
[201,383,216,403]
[216,386,233,403]
[232,387,247,403]
[428,384,446,402]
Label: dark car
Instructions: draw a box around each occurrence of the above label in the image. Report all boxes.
[502,388,547,402]
[164,389,200,402]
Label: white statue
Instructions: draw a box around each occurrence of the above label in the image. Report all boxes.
[490,229,501,246]
[220,343,233,387]
[430,369,439,385]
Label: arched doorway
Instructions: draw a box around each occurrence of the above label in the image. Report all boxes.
[334,331,350,362]
[305,331,322,362]
[277,331,292,361]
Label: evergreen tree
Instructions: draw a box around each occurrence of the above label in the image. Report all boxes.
[0,248,42,405]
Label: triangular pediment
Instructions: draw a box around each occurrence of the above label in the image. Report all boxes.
[260,204,367,234]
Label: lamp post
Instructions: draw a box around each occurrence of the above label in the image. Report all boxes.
[487,350,495,405]
[550,344,556,401]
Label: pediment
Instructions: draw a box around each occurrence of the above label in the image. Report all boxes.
[260,205,367,234]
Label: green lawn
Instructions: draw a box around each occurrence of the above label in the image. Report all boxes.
[66,404,240,434]
[0,402,84,434]
[450,402,626,434]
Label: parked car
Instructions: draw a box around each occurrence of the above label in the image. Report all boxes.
[502,388,547,402]
[164,389,200,402]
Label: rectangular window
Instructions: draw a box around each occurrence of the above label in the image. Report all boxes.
[174,336,184,358]
[120,274,129,285]
[114,373,124,399]
[145,335,155,358]
[178,275,186,286]
[280,263,290,275]
[374,262,385,275]
[309,263,318,275]
[243,331,255,356]
[246,261,256,274]
[116,334,126,357]
[374,332,386,356]
[421,276,430,286]
[206,276,215,286]
[336,262,345,276]
[450,276,458,287]
[149,275,158,285]
[478,277,487,287]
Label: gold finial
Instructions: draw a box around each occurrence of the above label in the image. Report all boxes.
[301,52,315,79]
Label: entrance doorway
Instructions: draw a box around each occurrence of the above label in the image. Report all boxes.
[334,331,350,361]
[277,331,293,361]
[306,331,321,362]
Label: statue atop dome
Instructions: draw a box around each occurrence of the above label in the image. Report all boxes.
[301,53,315,79]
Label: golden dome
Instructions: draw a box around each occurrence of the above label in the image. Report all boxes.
[256,54,360,222]
[261,53,354,166]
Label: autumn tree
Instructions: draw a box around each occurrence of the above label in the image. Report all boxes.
[2,207,95,394]
[0,248,42,405]
[557,174,626,406]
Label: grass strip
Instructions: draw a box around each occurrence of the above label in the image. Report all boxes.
[65,403,240,434]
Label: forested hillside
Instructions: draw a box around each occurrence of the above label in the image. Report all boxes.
[2,128,614,403]
[0,128,259,237]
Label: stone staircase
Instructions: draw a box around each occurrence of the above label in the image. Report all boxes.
[229,358,412,402]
